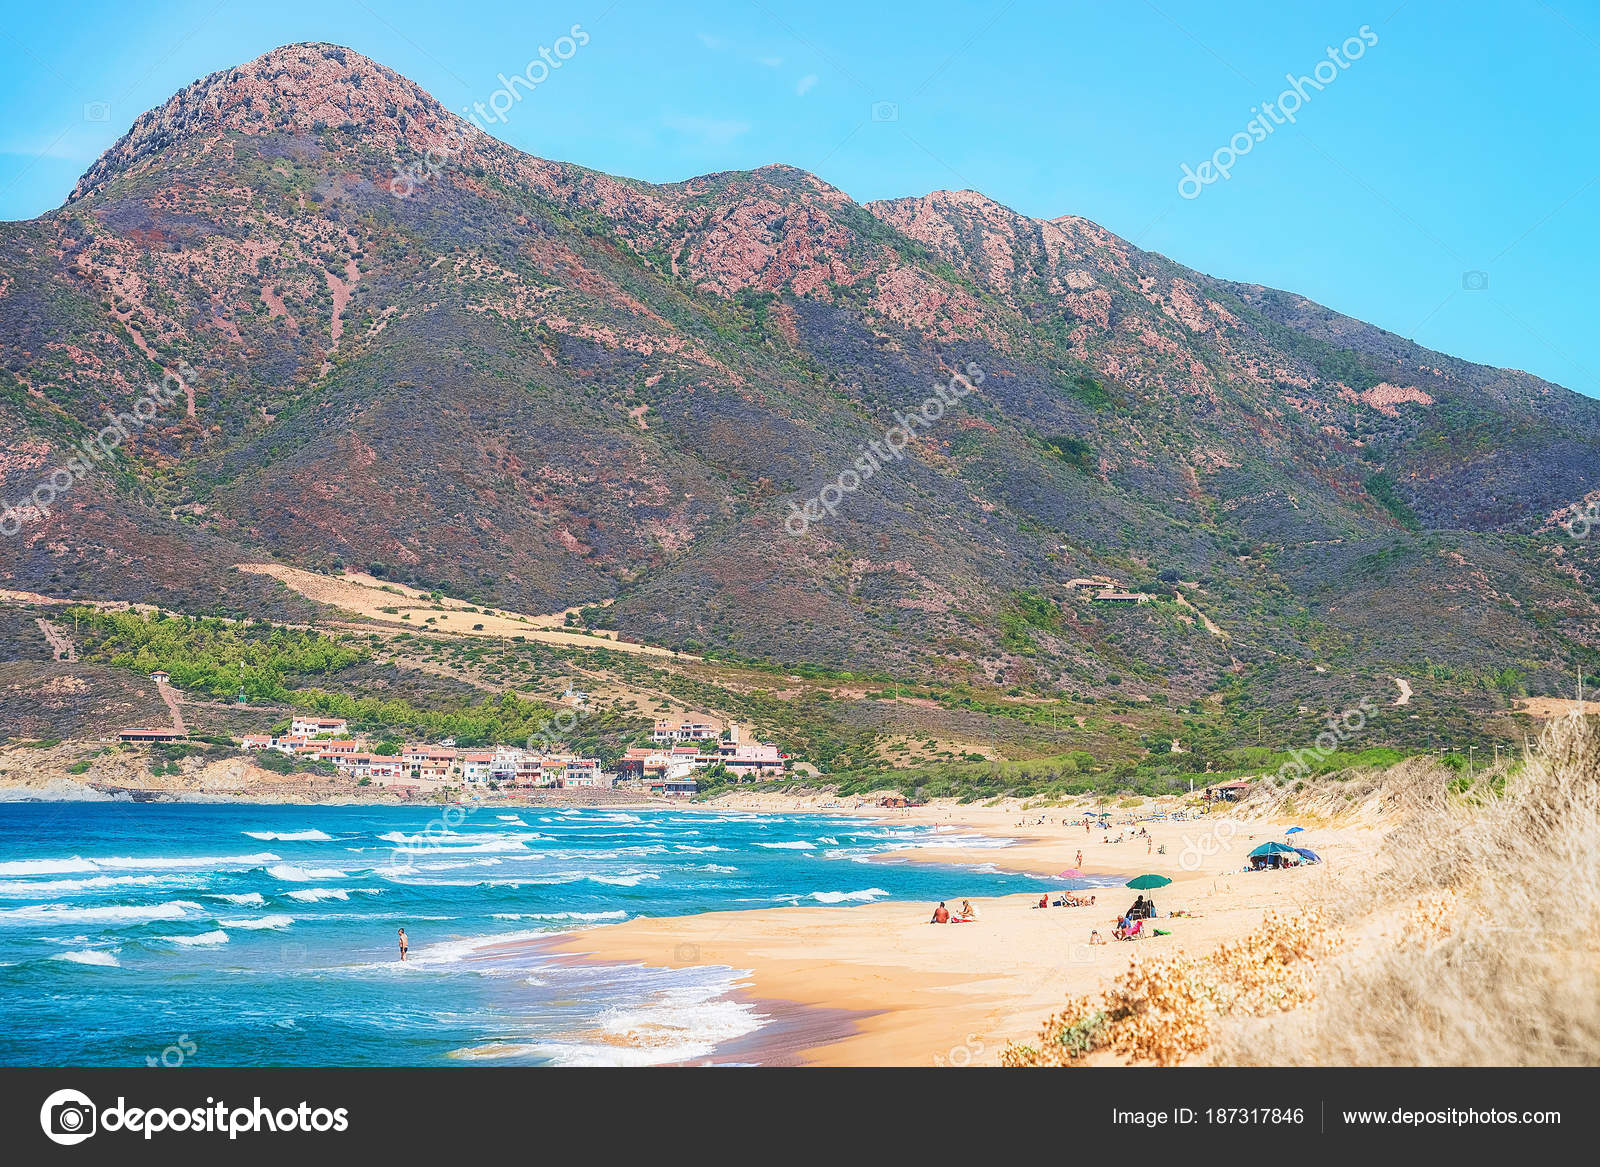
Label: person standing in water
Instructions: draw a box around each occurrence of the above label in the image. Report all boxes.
[397,927,409,961]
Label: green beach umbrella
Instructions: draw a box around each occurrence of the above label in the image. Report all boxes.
[1124,873,1172,928]
[1125,874,1171,891]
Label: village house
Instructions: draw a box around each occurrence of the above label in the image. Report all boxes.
[117,727,185,743]
[459,750,494,784]
[717,739,786,779]
[1205,779,1254,802]
[402,743,458,782]
[238,734,273,750]
[647,773,699,798]
[1065,576,1120,593]
[313,739,362,762]
[651,716,723,744]
[514,754,544,788]
[1092,590,1150,604]
[560,758,609,787]
[290,716,349,738]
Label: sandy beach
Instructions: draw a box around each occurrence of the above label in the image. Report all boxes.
[547,793,1384,1066]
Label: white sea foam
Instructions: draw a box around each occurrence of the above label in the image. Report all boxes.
[206,892,267,906]
[0,857,100,877]
[162,929,230,947]
[0,874,174,896]
[0,900,201,925]
[410,929,551,964]
[805,888,890,904]
[587,872,659,887]
[51,949,121,967]
[491,911,627,922]
[267,864,347,882]
[100,853,282,871]
[220,915,294,930]
[244,830,333,842]
[755,841,816,850]
[285,888,348,902]
[456,982,764,1066]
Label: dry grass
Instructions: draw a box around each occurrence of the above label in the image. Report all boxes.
[1001,909,1341,1066]
[1006,717,1600,1067]
[1214,715,1600,1065]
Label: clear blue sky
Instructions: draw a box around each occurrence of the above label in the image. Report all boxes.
[1,0,1595,396]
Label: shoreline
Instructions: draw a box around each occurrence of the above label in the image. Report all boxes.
[0,780,1381,1066]
[538,793,1378,1066]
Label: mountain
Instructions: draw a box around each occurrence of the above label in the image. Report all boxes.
[2,43,1597,720]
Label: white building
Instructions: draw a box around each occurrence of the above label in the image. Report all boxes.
[291,716,349,738]
[651,716,723,744]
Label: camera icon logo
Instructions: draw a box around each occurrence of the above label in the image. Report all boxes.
[83,102,111,123]
[673,942,700,962]
[40,1088,97,1146]
[871,100,899,122]
[1461,270,1489,291]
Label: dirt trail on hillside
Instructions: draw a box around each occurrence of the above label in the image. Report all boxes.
[36,618,76,661]
[156,680,187,734]
[1516,696,1600,718]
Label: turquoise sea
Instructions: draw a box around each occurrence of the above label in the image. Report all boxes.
[0,799,1102,1065]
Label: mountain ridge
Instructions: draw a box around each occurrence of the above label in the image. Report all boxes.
[3,42,1597,726]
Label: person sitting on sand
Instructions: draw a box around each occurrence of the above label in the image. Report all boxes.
[1089,930,1106,945]
[1034,894,1048,909]
[930,902,951,924]
[954,899,978,922]
[1127,895,1147,920]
